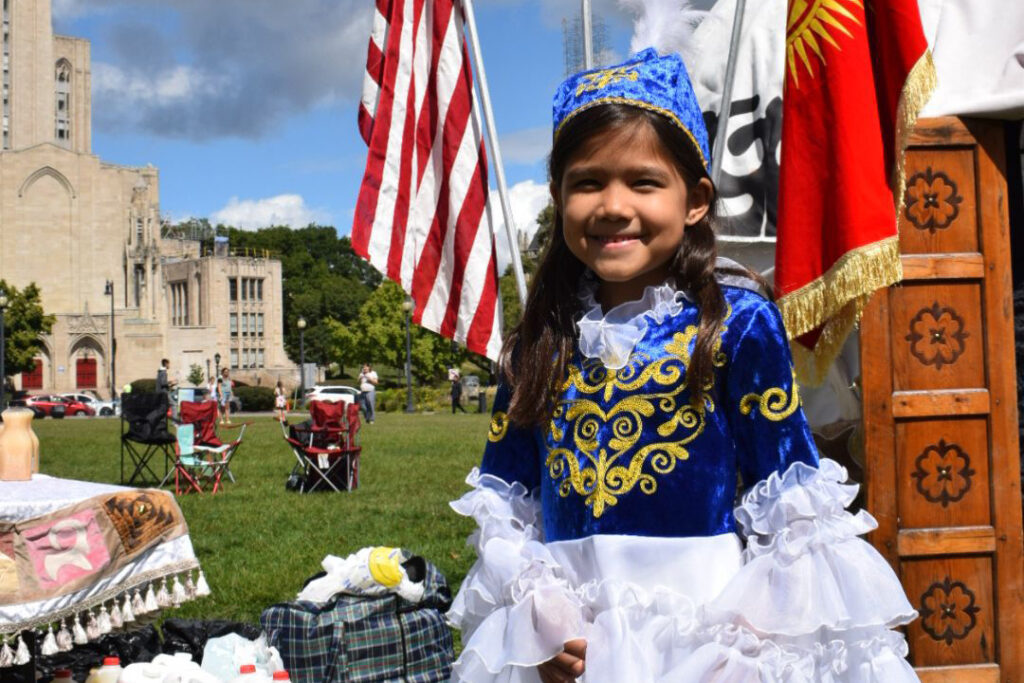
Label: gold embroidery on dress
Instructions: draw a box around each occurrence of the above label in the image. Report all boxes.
[739,369,801,422]
[575,66,640,96]
[488,411,509,442]
[546,318,728,518]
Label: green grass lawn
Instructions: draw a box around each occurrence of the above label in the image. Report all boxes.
[33,411,488,626]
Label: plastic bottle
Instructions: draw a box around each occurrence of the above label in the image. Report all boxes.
[84,657,123,683]
[50,669,76,683]
[228,664,263,682]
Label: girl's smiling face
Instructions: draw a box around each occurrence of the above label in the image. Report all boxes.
[553,120,712,309]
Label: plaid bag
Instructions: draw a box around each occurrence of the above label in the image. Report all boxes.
[260,554,454,682]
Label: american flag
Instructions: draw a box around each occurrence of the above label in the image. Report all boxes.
[353,0,502,361]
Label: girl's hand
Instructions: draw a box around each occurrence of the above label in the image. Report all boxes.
[538,638,586,683]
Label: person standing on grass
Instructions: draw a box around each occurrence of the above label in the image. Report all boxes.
[446,49,919,682]
[219,368,233,424]
[358,363,378,424]
[450,371,466,414]
[275,380,287,422]
[156,358,176,395]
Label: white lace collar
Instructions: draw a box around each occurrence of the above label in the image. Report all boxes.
[576,274,689,370]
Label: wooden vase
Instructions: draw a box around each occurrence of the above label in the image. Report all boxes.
[0,408,36,480]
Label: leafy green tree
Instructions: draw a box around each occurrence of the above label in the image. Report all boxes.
[0,280,55,379]
[187,363,205,386]
[338,280,454,383]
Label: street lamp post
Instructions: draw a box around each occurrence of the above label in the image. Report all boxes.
[401,298,414,413]
[0,292,8,412]
[104,280,115,398]
[214,352,221,379]
[297,316,307,399]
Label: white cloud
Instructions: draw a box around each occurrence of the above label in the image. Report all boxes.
[498,126,551,165]
[60,1,374,140]
[489,179,552,272]
[92,62,227,107]
[210,194,331,231]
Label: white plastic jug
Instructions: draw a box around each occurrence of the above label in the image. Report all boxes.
[118,662,165,682]
[85,657,123,683]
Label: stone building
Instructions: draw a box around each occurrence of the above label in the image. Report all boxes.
[0,0,297,398]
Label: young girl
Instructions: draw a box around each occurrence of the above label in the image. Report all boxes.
[219,368,233,425]
[448,49,918,682]
[275,380,288,422]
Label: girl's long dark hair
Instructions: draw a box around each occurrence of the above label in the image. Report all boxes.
[501,104,729,428]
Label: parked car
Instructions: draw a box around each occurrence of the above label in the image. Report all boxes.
[303,385,360,407]
[61,392,119,417]
[18,395,94,418]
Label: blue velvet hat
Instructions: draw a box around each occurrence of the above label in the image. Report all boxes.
[553,48,711,172]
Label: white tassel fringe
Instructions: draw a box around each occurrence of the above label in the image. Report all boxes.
[40,625,58,656]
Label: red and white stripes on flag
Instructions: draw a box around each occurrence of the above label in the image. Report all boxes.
[353,0,502,361]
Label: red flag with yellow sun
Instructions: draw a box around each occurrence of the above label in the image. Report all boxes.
[775,0,936,382]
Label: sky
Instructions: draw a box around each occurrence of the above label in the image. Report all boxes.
[51,0,649,266]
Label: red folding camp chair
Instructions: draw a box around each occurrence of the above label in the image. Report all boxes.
[175,400,247,490]
[280,402,359,493]
[308,400,346,448]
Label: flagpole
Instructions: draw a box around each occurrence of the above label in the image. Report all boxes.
[582,0,594,69]
[710,0,746,186]
[460,0,528,307]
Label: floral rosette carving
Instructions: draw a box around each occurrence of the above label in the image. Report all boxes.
[905,302,969,370]
[920,577,980,645]
[904,168,963,233]
[911,439,975,507]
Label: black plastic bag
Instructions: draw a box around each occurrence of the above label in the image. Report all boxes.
[160,618,262,663]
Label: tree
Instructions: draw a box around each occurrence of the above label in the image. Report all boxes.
[0,280,55,379]
[333,280,455,383]
[187,363,204,386]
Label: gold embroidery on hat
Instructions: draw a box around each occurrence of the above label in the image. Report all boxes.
[575,66,640,97]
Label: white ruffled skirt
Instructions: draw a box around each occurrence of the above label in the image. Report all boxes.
[447,460,920,682]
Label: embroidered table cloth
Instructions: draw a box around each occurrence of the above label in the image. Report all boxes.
[0,475,207,666]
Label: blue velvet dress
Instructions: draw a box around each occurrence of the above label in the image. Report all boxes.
[448,283,919,683]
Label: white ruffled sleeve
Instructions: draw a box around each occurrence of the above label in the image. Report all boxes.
[699,458,921,682]
[447,469,584,683]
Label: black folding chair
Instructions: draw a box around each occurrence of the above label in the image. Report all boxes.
[120,392,176,485]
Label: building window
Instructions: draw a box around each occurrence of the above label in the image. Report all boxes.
[241,314,248,336]
[136,218,144,244]
[229,278,237,302]
[133,264,144,307]
[249,313,256,337]
[257,348,265,368]
[230,349,239,369]
[257,313,264,336]
[248,278,256,300]
[229,313,237,336]
[257,279,264,301]
[170,281,188,326]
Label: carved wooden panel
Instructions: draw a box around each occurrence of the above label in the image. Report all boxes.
[898,149,979,254]
[903,557,995,666]
[897,418,990,529]
[861,117,1024,680]
[890,283,985,391]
